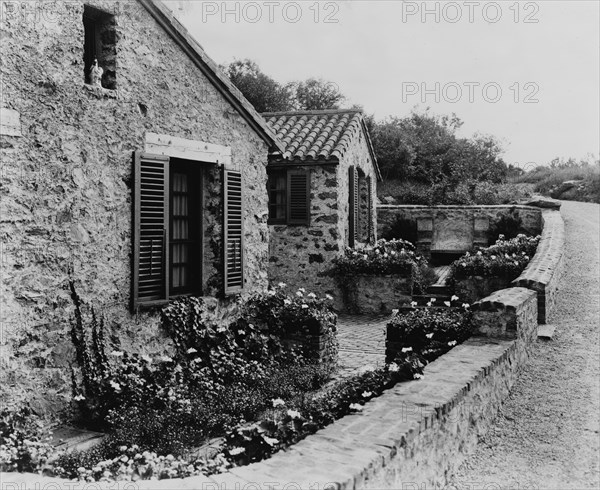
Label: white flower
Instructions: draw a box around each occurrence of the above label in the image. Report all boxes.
[161,356,173,362]
[298,288,306,293]
[296,291,303,297]
[430,298,436,303]
[363,254,368,260]
[505,254,510,259]
[284,299,292,305]
[451,295,459,302]
[491,255,497,260]
[388,363,400,372]
[444,301,451,307]
[410,301,418,307]
[229,447,245,456]
[465,251,470,257]
[325,294,333,301]
[413,373,423,379]
[110,350,123,357]
[462,303,470,309]
[272,398,285,407]
[301,304,309,309]
[461,262,467,267]
[73,394,85,402]
[109,381,121,392]
[392,308,399,314]
[401,347,412,353]
[307,292,316,299]
[267,289,276,296]
[514,261,519,266]
[448,340,457,347]
[118,446,128,452]
[141,354,152,364]
[278,282,286,288]
[361,391,372,398]
[287,409,301,419]
[383,253,389,258]
[186,347,197,354]
[477,251,483,256]
[425,333,434,339]
[349,403,363,411]
[263,436,279,446]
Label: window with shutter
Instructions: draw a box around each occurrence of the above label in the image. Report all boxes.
[287,170,310,225]
[348,166,358,248]
[132,152,170,309]
[224,167,244,295]
[132,153,204,310]
[267,169,310,226]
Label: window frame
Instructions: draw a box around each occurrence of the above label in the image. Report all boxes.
[267,168,311,226]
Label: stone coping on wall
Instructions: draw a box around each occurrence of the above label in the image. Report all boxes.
[377,204,542,210]
[2,289,540,489]
[512,210,565,324]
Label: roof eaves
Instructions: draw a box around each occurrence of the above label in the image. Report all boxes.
[140,0,285,153]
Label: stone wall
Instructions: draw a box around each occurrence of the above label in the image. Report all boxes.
[268,164,342,305]
[454,275,514,304]
[0,0,270,413]
[378,205,542,256]
[346,274,413,314]
[512,210,565,323]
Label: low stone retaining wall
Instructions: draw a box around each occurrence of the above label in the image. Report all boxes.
[454,275,513,304]
[345,274,413,314]
[0,288,540,489]
[378,205,543,256]
[512,210,565,324]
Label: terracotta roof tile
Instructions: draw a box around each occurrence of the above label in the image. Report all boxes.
[262,110,364,163]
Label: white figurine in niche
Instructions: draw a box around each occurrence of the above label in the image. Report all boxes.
[89,59,103,87]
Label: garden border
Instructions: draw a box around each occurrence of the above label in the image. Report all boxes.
[512,210,565,324]
[1,288,539,489]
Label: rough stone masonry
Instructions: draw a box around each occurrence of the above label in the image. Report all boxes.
[0,0,273,413]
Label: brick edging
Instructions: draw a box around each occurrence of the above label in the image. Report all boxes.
[512,209,565,323]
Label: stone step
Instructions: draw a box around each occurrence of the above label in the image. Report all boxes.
[50,426,105,453]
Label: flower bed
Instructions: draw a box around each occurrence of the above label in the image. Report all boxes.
[331,239,433,313]
[386,302,474,365]
[1,284,475,482]
[449,234,540,303]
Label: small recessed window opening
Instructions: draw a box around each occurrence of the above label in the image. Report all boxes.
[83,5,117,90]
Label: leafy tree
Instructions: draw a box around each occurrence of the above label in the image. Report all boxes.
[222,59,294,113]
[290,78,346,111]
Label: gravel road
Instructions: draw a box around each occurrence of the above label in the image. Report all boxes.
[451,201,600,490]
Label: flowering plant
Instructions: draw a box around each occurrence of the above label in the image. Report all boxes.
[386,304,474,363]
[449,234,540,282]
[0,406,54,473]
[331,238,426,276]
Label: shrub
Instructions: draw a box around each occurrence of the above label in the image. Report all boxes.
[386,304,474,363]
[489,208,526,241]
[331,239,432,294]
[0,406,54,473]
[380,217,418,244]
[449,234,540,283]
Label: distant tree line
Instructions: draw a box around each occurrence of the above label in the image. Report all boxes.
[223,59,509,188]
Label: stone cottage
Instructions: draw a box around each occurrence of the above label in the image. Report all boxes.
[263,110,381,307]
[0,0,284,412]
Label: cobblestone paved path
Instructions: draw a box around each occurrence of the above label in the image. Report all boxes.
[451,201,600,489]
[336,313,388,377]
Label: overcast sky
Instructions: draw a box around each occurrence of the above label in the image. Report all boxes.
[169,1,599,169]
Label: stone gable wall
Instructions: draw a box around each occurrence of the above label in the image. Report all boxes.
[267,126,378,309]
[0,0,269,413]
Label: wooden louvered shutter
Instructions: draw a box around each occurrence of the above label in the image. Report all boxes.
[223,167,244,295]
[287,170,310,225]
[367,176,373,244]
[132,151,170,309]
[349,166,358,248]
